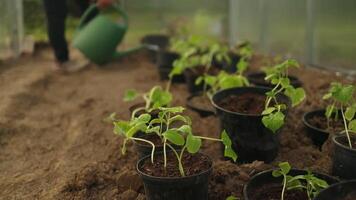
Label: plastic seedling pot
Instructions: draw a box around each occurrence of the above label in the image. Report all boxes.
[183,68,205,94]
[141,34,170,63]
[212,87,290,163]
[243,169,339,200]
[186,92,215,118]
[302,109,330,148]
[136,152,212,200]
[157,51,185,83]
[247,72,302,89]
[332,134,356,180]
[212,52,241,73]
[314,180,356,200]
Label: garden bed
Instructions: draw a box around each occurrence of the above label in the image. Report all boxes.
[0,48,353,199]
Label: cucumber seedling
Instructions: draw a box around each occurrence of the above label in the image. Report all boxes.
[123,85,173,119]
[262,59,306,133]
[113,106,237,176]
[272,162,329,200]
[323,82,356,148]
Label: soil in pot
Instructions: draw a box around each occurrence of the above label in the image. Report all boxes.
[184,66,220,94]
[303,109,344,147]
[249,183,308,200]
[248,72,302,88]
[212,87,290,163]
[137,152,212,200]
[186,93,215,117]
[332,135,356,179]
[216,92,266,115]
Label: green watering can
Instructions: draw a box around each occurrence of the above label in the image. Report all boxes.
[72,4,143,65]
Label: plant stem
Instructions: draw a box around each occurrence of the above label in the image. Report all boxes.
[341,107,353,148]
[166,79,172,92]
[131,137,155,163]
[167,143,185,176]
[163,138,167,168]
[195,136,222,142]
[131,107,146,120]
[281,175,287,200]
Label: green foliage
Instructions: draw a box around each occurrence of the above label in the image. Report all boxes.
[272,162,329,200]
[112,106,237,177]
[226,196,239,200]
[262,59,306,133]
[123,86,173,116]
[323,82,356,148]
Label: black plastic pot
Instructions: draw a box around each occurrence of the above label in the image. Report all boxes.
[244,169,339,200]
[314,180,356,200]
[213,52,241,73]
[183,68,205,94]
[212,87,290,163]
[186,93,215,117]
[332,134,356,180]
[141,34,170,63]
[133,132,164,159]
[157,51,185,83]
[303,109,330,148]
[247,72,302,88]
[136,152,212,200]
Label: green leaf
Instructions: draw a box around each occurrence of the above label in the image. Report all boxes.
[279,162,291,174]
[348,120,356,132]
[168,115,191,125]
[285,87,306,107]
[113,121,130,135]
[262,111,285,133]
[226,196,238,200]
[221,130,238,162]
[333,84,354,104]
[262,107,276,115]
[137,114,151,124]
[163,130,185,146]
[322,93,332,100]
[272,170,282,177]
[325,105,335,118]
[123,89,138,102]
[345,106,356,121]
[195,76,204,85]
[159,106,185,113]
[186,134,202,153]
[177,125,192,134]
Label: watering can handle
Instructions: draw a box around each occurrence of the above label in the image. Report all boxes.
[77,3,129,30]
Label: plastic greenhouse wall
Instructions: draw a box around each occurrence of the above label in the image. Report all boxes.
[0,0,24,59]
[229,0,356,73]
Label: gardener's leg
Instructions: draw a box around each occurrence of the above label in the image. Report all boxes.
[43,0,69,63]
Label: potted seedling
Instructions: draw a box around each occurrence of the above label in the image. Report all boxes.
[303,108,344,148]
[212,59,306,163]
[322,82,356,179]
[213,41,253,73]
[244,162,339,200]
[186,57,250,117]
[247,56,302,88]
[123,85,173,119]
[314,180,356,200]
[169,36,231,94]
[112,106,237,200]
[141,34,170,63]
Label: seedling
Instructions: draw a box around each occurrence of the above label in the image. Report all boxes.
[226,196,238,200]
[262,59,306,133]
[112,106,237,176]
[272,162,329,200]
[123,85,173,119]
[196,56,250,98]
[323,82,356,148]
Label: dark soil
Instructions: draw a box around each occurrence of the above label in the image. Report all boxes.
[249,183,308,200]
[336,136,356,150]
[308,115,344,133]
[140,152,211,177]
[188,65,220,76]
[217,92,266,114]
[189,94,214,112]
[1,49,355,199]
[344,191,356,200]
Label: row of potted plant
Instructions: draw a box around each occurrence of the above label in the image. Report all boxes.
[111,33,356,199]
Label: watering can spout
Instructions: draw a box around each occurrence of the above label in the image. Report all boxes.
[112,45,145,59]
[72,4,142,65]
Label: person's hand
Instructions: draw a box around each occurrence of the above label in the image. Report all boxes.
[97,0,114,9]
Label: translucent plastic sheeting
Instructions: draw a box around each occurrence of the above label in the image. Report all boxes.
[229,0,356,72]
[123,0,229,45]
[0,0,24,59]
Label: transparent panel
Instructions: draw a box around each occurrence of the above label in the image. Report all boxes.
[313,0,356,72]
[124,0,229,45]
